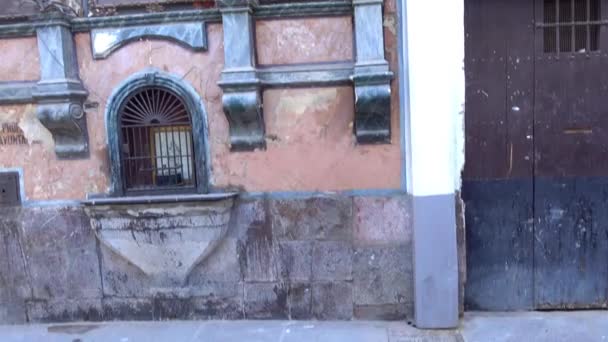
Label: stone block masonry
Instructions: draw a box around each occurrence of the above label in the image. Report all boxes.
[0,194,413,323]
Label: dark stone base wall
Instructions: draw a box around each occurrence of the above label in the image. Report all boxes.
[0,194,413,324]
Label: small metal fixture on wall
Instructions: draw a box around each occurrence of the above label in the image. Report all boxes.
[0,171,21,207]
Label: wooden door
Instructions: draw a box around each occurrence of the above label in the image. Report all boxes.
[464,0,608,310]
[532,0,608,309]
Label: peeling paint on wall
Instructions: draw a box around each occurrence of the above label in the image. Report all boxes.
[17,105,54,150]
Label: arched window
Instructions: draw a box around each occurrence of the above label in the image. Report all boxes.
[105,70,210,197]
[119,87,196,194]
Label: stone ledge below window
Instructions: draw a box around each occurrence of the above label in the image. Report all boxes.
[82,192,238,206]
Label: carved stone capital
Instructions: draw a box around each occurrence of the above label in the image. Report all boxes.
[353,78,392,144]
[36,98,88,158]
[222,89,265,151]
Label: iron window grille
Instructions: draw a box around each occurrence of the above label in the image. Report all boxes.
[542,0,602,53]
[119,86,197,194]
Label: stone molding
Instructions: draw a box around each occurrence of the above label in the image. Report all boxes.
[91,22,207,59]
[0,2,353,39]
[0,0,393,150]
[257,62,354,88]
[0,81,37,104]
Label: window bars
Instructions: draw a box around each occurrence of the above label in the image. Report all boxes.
[543,0,602,53]
[119,87,197,194]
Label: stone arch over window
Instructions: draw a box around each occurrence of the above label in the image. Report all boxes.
[105,70,210,196]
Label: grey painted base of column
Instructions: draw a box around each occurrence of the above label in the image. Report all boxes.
[412,193,459,329]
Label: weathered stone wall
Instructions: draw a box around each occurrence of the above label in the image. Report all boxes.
[0,194,413,324]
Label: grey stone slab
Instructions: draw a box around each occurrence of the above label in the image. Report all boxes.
[91,22,207,59]
[188,238,242,284]
[312,241,353,282]
[25,247,101,300]
[354,303,411,321]
[99,243,150,298]
[240,237,280,283]
[0,209,31,299]
[0,209,30,324]
[101,297,154,321]
[413,194,459,329]
[227,198,267,239]
[153,295,242,321]
[257,63,353,88]
[312,282,353,320]
[254,1,352,19]
[238,203,280,282]
[18,207,102,301]
[353,195,412,246]
[353,245,412,306]
[244,283,288,319]
[26,298,103,323]
[278,241,312,283]
[270,197,353,241]
[189,295,244,320]
[287,284,312,320]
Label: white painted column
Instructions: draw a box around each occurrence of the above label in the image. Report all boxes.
[398,0,465,329]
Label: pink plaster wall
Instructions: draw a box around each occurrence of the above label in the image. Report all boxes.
[214,86,401,191]
[0,3,402,200]
[0,37,40,81]
[255,17,354,65]
[0,104,105,200]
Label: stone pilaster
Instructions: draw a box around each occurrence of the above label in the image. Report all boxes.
[218,0,265,151]
[34,14,88,158]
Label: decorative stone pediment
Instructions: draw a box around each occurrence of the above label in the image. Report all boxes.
[84,194,236,287]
